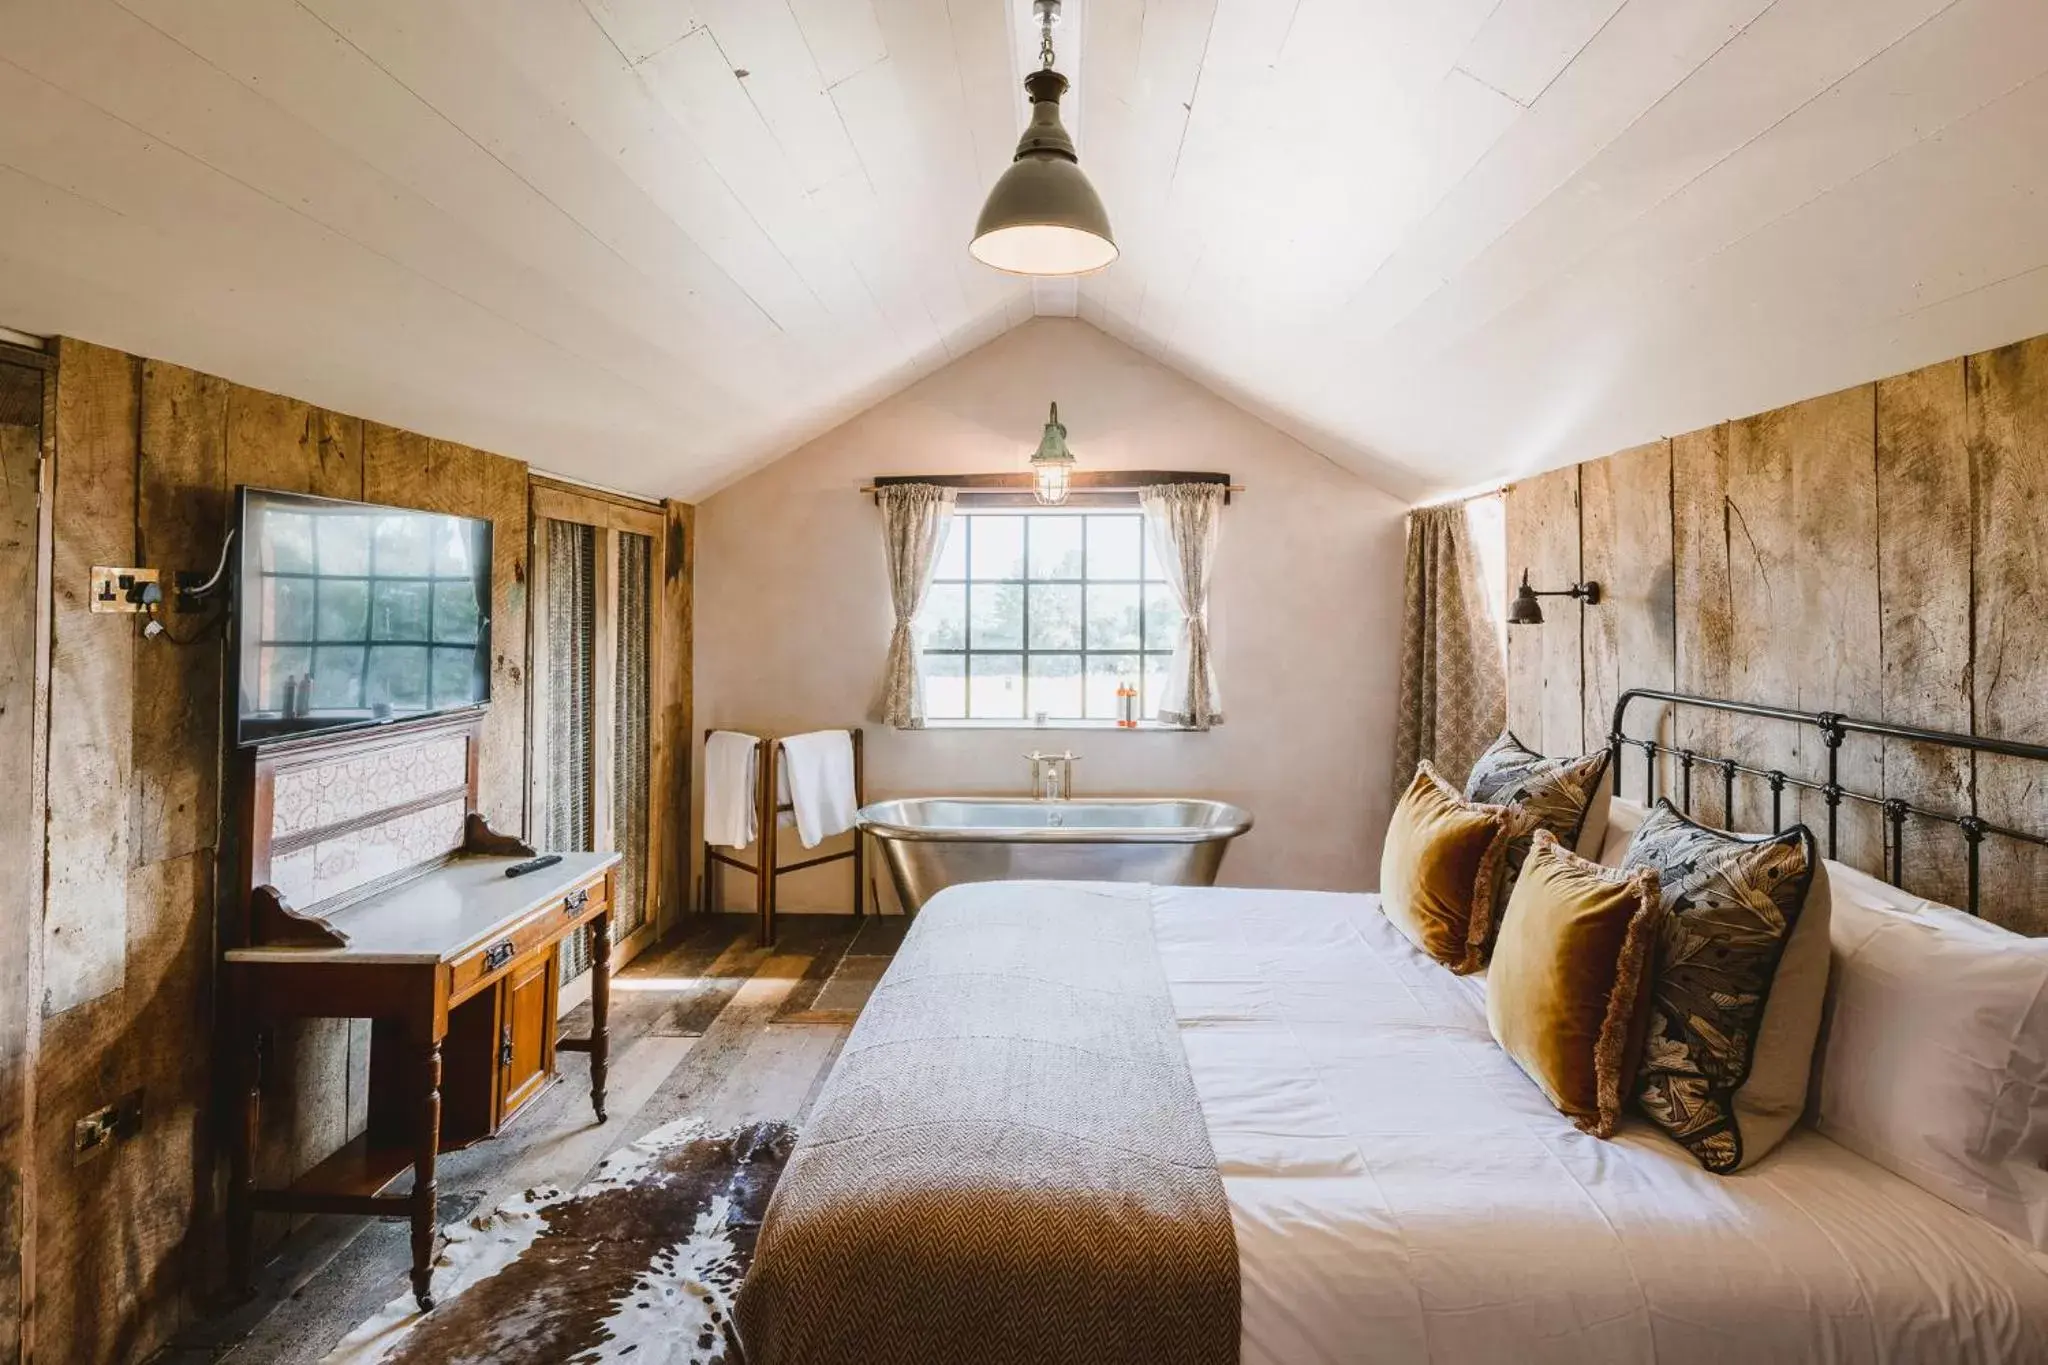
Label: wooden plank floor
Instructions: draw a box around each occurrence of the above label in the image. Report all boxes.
[158,913,905,1365]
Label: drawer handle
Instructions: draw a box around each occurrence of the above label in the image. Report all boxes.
[564,888,589,915]
[483,939,516,972]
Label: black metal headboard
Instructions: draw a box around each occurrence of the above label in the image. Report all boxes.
[1608,689,2048,918]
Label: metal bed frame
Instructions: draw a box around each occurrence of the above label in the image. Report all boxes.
[1609,689,2048,918]
[700,727,866,946]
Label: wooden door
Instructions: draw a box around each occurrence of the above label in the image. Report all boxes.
[527,481,666,987]
[0,345,50,1365]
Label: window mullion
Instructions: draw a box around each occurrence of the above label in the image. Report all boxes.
[1137,518,1146,718]
[962,514,974,719]
[1021,517,1031,717]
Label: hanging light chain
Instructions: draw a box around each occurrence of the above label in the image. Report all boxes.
[1037,0,1058,69]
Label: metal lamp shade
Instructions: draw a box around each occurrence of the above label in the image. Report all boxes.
[1508,571,1545,626]
[970,69,1117,277]
[971,160,1118,276]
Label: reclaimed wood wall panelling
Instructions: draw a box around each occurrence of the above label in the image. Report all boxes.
[34,851,213,1365]
[44,339,137,1017]
[1753,386,1875,875]
[1970,335,2048,932]
[0,355,49,1365]
[1507,331,2048,935]
[1580,440,1675,803]
[1504,465,1584,761]
[31,347,583,1364]
[1810,389,1886,872]
[1722,402,1816,843]
[226,387,360,500]
[1875,359,1974,910]
[1670,424,1734,828]
[134,363,229,868]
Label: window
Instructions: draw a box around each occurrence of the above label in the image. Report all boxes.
[916,508,1183,723]
[1463,493,1508,661]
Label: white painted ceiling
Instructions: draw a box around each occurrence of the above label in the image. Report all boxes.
[2,1,2046,501]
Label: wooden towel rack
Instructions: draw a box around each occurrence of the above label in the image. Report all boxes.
[701,728,866,946]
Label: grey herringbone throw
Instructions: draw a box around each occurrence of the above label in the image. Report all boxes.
[735,885,1238,1365]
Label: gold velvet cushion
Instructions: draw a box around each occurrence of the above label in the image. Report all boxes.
[1486,831,1663,1137]
[1464,732,1613,918]
[1622,801,1830,1173]
[1380,763,1524,973]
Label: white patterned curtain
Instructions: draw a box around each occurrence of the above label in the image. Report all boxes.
[875,483,957,729]
[1139,483,1226,729]
[1392,503,1506,796]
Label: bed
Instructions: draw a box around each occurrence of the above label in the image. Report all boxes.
[736,690,2048,1364]
[736,878,2048,1364]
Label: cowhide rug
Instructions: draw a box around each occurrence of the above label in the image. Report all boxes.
[323,1119,795,1365]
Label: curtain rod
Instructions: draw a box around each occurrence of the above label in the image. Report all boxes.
[1409,482,1509,511]
[861,470,1242,497]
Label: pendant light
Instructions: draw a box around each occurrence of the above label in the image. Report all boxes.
[1030,402,1075,505]
[969,0,1117,277]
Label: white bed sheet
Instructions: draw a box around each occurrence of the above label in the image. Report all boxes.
[1141,883,2048,1365]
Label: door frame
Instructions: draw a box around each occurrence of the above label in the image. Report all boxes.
[0,342,53,1365]
[526,479,667,978]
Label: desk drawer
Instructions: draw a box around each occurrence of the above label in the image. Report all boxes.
[447,873,609,1002]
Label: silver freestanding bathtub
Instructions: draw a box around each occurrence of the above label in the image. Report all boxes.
[856,797,1253,912]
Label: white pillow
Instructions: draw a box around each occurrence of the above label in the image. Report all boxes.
[1596,796,1647,868]
[1574,758,1614,860]
[1813,859,2048,1249]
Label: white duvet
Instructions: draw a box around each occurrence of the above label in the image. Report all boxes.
[1126,881,2048,1365]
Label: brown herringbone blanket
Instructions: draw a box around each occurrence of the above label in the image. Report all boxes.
[734,882,1238,1365]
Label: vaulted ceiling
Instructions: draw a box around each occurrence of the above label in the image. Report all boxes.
[3,1,2046,501]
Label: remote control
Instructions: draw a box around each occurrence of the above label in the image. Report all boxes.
[504,853,563,878]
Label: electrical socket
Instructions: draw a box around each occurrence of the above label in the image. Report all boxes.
[72,1088,143,1163]
[89,567,162,614]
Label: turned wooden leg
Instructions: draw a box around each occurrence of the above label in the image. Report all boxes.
[410,1037,443,1312]
[590,910,611,1123]
[227,1021,262,1297]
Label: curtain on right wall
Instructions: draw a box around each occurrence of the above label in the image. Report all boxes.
[1392,501,1505,796]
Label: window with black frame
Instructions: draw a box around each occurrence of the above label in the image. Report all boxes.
[916,508,1182,722]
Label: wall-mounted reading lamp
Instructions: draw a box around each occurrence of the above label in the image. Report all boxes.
[1507,569,1600,626]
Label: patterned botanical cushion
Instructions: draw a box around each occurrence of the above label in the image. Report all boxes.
[1622,801,1827,1173]
[1464,732,1612,921]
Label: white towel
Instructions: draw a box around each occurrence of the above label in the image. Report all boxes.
[781,729,858,849]
[704,731,762,848]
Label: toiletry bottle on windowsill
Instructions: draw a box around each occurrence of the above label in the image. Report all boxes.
[1116,679,1137,728]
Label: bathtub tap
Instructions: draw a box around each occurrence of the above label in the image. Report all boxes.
[1026,750,1076,801]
